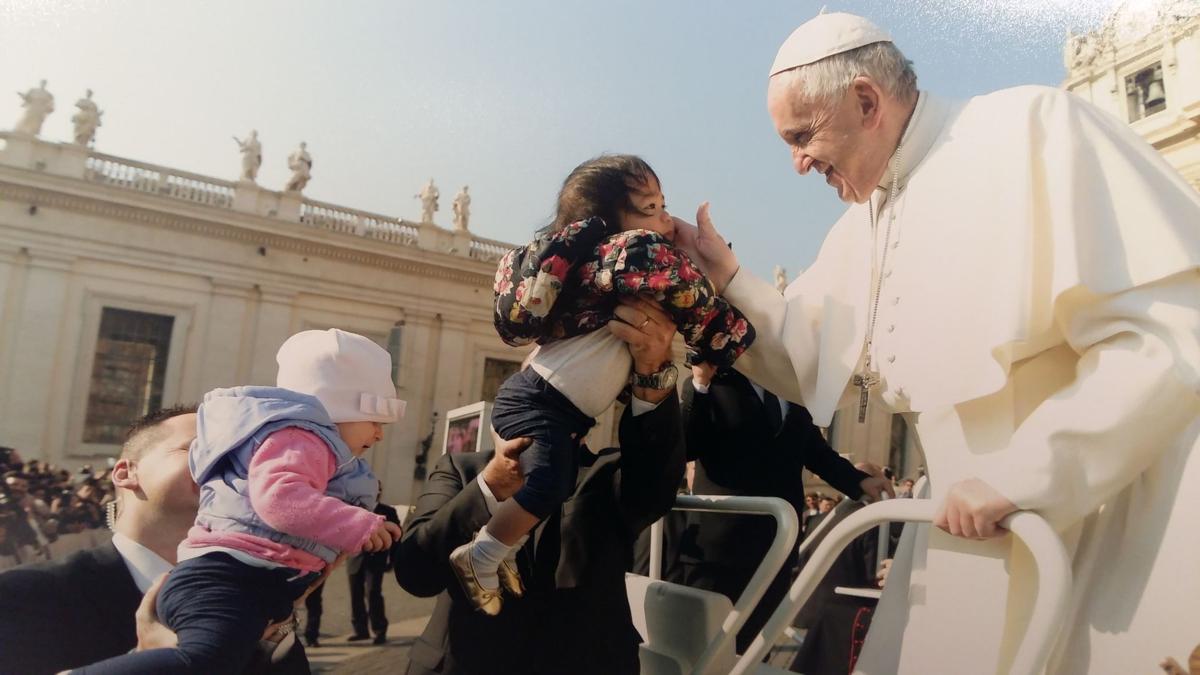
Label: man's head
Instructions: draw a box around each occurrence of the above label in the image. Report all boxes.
[767,14,918,204]
[818,496,837,513]
[110,405,199,527]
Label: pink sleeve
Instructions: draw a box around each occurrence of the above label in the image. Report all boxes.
[248,428,382,554]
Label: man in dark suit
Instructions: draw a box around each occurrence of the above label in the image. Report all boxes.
[394,296,685,675]
[679,365,891,653]
[0,406,308,675]
[347,499,401,644]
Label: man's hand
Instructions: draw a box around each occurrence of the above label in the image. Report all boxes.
[363,521,403,552]
[854,462,896,502]
[481,430,533,501]
[672,203,739,293]
[690,362,717,388]
[933,478,1019,539]
[135,573,178,651]
[875,559,892,589]
[610,296,678,403]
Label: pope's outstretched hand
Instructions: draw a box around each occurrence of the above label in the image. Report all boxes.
[673,203,739,293]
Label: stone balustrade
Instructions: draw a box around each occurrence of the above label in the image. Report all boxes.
[468,236,511,263]
[86,152,236,209]
[0,131,506,259]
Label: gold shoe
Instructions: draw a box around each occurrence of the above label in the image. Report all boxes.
[497,559,525,599]
[448,539,503,616]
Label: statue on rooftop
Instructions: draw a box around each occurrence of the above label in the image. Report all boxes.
[71,89,103,146]
[416,178,440,224]
[233,130,262,182]
[14,79,54,136]
[284,141,312,193]
[452,185,471,231]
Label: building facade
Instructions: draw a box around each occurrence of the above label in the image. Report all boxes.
[1064,2,1200,189]
[0,128,570,506]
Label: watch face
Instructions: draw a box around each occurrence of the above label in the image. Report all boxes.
[659,365,679,388]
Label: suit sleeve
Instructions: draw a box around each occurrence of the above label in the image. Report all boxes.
[0,567,60,675]
[613,391,686,533]
[393,454,492,597]
[789,406,869,500]
[681,377,720,463]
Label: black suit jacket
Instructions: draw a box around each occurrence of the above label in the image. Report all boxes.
[0,541,310,675]
[0,542,140,675]
[395,394,685,675]
[681,368,868,570]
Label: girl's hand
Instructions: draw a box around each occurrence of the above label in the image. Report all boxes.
[363,521,403,552]
[690,363,717,387]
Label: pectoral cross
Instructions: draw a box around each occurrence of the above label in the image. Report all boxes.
[852,371,879,423]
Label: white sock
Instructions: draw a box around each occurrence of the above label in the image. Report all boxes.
[503,534,530,565]
[469,526,512,590]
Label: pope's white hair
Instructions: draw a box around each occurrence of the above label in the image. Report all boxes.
[769,41,918,109]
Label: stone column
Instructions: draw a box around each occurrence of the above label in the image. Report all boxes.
[246,286,296,385]
[195,279,257,394]
[0,249,75,460]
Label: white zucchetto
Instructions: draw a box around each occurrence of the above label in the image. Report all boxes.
[770,12,893,77]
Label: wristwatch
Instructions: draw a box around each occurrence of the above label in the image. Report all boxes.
[631,363,679,390]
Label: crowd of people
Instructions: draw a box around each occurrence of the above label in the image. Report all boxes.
[0,447,115,570]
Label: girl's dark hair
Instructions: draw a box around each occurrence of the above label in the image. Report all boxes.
[550,154,659,232]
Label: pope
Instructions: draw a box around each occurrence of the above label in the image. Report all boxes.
[675,11,1200,674]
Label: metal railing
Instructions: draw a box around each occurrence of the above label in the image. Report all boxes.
[647,495,800,675]
[731,499,1073,675]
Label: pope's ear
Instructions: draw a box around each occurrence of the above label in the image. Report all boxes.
[110,458,139,492]
[851,77,884,130]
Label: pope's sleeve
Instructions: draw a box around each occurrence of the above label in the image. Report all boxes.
[979,90,1200,529]
[724,269,809,405]
[983,264,1200,530]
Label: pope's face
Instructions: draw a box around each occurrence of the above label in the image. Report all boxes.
[768,81,887,204]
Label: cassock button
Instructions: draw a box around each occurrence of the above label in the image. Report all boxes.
[888,355,896,363]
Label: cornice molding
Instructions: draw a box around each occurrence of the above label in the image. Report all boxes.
[0,178,497,287]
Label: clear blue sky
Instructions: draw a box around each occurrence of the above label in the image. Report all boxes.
[0,0,1123,279]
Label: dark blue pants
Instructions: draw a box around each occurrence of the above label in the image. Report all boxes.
[73,552,319,674]
[491,368,595,519]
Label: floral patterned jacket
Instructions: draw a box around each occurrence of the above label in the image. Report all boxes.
[493,217,755,366]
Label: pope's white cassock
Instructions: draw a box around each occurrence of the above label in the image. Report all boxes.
[728,85,1200,673]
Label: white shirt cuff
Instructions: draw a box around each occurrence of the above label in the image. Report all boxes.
[692,381,711,394]
[476,475,501,515]
[630,394,663,417]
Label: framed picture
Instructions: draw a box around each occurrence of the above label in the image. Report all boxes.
[442,401,493,455]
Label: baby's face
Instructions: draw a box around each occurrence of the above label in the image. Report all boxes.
[337,421,385,456]
[619,176,675,242]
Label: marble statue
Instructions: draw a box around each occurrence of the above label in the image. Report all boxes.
[284,141,312,192]
[774,265,788,293]
[452,185,471,231]
[233,130,262,182]
[70,89,103,146]
[14,79,54,136]
[1064,32,1099,70]
[416,178,440,224]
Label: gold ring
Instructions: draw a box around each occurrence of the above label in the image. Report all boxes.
[639,318,650,329]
